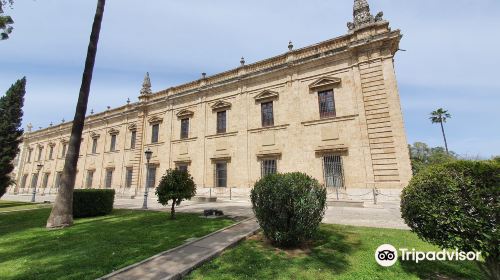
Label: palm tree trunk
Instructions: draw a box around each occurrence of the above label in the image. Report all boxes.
[46,0,106,228]
[440,121,449,154]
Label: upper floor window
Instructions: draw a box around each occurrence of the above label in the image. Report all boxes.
[261,159,277,177]
[49,146,54,160]
[217,111,226,134]
[92,138,98,154]
[318,90,336,119]
[27,149,32,163]
[62,143,67,158]
[261,101,274,127]
[37,146,43,161]
[130,130,136,149]
[180,118,189,139]
[110,134,117,152]
[151,124,159,143]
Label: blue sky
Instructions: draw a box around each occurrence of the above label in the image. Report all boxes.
[1,0,499,157]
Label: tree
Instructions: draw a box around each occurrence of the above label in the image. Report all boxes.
[0,0,14,40]
[408,142,457,174]
[46,0,106,228]
[401,161,499,280]
[155,169,196,219]
[0,77,25,197]
[430,108,451,154]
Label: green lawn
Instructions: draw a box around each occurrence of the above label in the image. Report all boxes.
[187,224,486,280]
[0,200,51,212]
[0,208,233,280]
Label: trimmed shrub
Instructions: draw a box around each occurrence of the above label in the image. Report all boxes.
[251,172,327,247]
[401,160,500,279]
[156,169,196,219]
[73,189,115,218]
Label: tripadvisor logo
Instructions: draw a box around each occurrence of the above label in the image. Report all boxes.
[375,244,481,267]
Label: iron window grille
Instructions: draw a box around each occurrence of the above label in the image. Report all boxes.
[318,90,336,119]
[215,162,227,188]
[55,172,62,189]
[49,146,54,160]
[37,147,43,161]
[86,170,94,189]
[180,118,189,139]
[151,124,160,143]
[92,138,98,154]
[176,164,188,173]
[42,173,50,188]
[105,169,113,189]
[21,174,28,188]
[62,144,67,157]
[125,168,133,188]
[261,101,274,127]
[322,154,344,189]
[146,165,157,189]
[130,131,136,149]
[217,111,227,134]
[110,135,117,152]
[31,173,38,189]
[261,159,277,177]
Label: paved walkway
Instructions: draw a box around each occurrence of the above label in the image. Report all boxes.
[99,217,260,280]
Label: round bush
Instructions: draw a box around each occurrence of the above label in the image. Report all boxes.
[401,160,499,279]
[251,172,327,247]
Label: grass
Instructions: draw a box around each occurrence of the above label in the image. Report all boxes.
[187,224,487,280]
[0,200,51,212]
[0,208,233,280]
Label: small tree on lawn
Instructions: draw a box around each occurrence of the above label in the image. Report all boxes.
[155,169,196,219]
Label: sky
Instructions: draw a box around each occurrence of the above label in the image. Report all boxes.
[1,0,499,158]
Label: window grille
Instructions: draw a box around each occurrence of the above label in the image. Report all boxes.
[42,173,50,188]
[323,154,344,189]
[318,90,336,118]
[130,131,136,149]
[146,166,157,189]
[125,168,133,188]
[181,118,189,139]
[261,159,277,177]
[62,144,67,157]
[151,124,159,143]
[37,147,43,161]
[86,170,94,189]
[261,102,274,127]
[21,174,28,188]
[110,135,117,152]
[215,162,227,188]
[31,173,38,188]
[49,146,54,160]
[27,149,32,162]
[176,164,188,173]
[217,111,227,134]
[55,172,62,189]
[105,169,113,189]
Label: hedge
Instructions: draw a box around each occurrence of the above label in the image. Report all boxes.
[73,189,115,218]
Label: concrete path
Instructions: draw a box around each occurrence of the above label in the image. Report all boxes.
[98,217,260,280]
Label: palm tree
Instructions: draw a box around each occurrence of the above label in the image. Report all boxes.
[46,0,106,228]
[430,108,451,154]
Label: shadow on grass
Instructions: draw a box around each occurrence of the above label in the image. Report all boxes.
[0,208,233,280]
[400,258,487,280]
[0,201,35,208]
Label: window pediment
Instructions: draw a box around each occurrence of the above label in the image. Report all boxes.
[60,138,69,144]
[176,109,194,119]
[254,90,279,102]
[211,100,232,111]
[48,142,56,147]
[108,128,120,135]
[148,116,163,124]
[309,77,341,91]
[90,132,100,139]
[128,123,137,131]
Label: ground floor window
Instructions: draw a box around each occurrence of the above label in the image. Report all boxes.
[21,174,28,188]
[42,173,50,188]
[323,154,344,189]
[215,162,227,188]
[125,167,133,188]
[55,172,62,189]
[146,165,157,189]
[176,164,189,173]
[30,173,38,189]
[86,170,94,189]
[105,169,113,189]
[261,158,277,177]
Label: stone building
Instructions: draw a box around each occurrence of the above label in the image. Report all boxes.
[14,0,412,200]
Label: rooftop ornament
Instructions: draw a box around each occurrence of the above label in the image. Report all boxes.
[288,40,293,51]
[240,57,245,66]
[140,72,152,95]
[347,0,384,32]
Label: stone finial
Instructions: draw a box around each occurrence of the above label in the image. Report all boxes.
[347,0,384,31]
[126,98,131,104]
[61,118,65,123]
[49,122,53,127]
[240,57,245,66]
[107,106,111,110]
[288,41,293,51]
[202,72,207,79]
[140,72,152,95]
[27,123,33,132]
[90,108,94,114]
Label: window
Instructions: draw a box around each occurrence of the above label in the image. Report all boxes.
[105,169,113,189]
[125,167,133,188]
[37,146,43,161]
[130,131,136,149]
[92,138,98,154]
[42,173,50,188]
[49,146,54,160]
[110,134,117,152]
[27,149,32,162]
[176,164,188,173]
[62,143,67,158]
[215,162,227,188]
[261,159,277,177]
[86,170,94,189]
[146,165,157,189]
[55,172,62,189]
[323,155,344,189]
[261,101,274,127]
[31,173,38,188]
[21,174,28,188]
[151,123,159,143]
[318,90,336,118]
[180,118,189,139]
[216,111,227,134]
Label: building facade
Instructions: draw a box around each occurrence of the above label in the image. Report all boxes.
[14,0,412,199]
